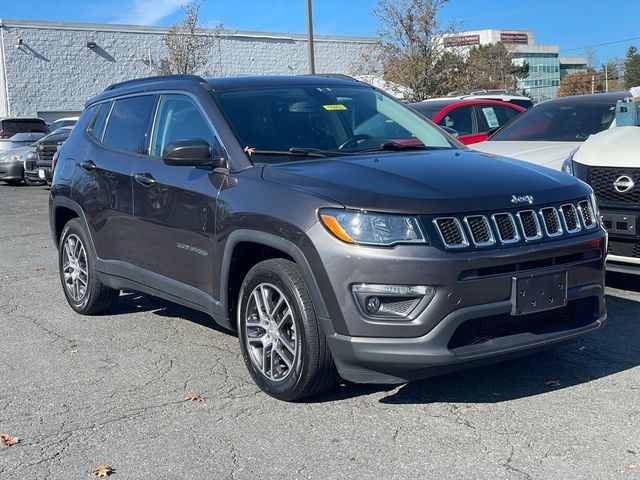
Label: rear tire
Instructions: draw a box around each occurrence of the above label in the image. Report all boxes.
[59,219,119,315]
[237,259,337,401]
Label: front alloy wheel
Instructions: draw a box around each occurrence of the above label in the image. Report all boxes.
[238,259,337,401]
[244,283,297,382]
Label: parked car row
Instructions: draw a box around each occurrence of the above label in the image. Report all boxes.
[0,117,76,185]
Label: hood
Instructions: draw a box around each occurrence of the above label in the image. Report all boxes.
[471,141,581,170]
[261,149,591,215]
[573,126,640,168]
[0,146,32,159]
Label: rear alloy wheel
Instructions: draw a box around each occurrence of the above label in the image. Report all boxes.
[238,259,337,401]
[59,219,120,315]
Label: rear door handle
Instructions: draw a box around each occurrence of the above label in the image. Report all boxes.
[134,172,156,187]
[79,160,96,171]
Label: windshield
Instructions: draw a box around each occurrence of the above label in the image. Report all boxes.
[214,85,459,163]
[490,101,616,142]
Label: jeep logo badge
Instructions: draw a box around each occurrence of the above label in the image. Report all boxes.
[613,175,634,193]
[510,194,534,205]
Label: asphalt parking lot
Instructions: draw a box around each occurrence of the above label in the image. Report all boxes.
[0,184,639,480]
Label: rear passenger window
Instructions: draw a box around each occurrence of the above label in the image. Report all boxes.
[88,102,112,142]
[102,95,155,153]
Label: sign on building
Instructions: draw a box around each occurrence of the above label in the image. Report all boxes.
[500,32,528,44]
[443,34,480,47]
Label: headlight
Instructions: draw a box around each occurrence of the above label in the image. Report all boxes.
[26,151,38,161]
[590,192,601,226]
[319,209,427,246]
[561,148,579,175]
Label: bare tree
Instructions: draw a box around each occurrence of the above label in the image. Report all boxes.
[144,0,222,75]
[374,0,463,101]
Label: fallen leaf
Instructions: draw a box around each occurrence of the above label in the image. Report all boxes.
[0,433,20,447]
[92,465,114,477]
[544,380,561,388]
[629,464,637,470]
[185,394,204,402]
[33,267,46,272]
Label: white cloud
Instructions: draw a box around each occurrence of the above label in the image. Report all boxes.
[112,0,185,25]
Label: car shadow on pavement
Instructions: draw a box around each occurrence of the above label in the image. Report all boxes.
[606,271,640,293]
[108,288,639,405]
[110,291,232,335]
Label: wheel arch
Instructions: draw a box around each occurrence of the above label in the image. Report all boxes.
[220,230,330,330]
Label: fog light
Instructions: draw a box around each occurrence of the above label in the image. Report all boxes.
[366,296,381,314]
[352,284,435,320]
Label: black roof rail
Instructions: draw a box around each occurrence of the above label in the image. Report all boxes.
[104,74,207,91]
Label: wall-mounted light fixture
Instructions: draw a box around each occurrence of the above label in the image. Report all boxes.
[86,41,97,49]
[15,38,23,49]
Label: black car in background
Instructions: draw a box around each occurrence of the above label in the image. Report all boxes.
[24,127,73,185]
[50,75,607,400]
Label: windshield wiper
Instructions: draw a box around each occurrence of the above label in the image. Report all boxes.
[244,147,332,158]
[351,142,449,154]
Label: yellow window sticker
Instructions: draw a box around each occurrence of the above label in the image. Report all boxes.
[322,104,347,111]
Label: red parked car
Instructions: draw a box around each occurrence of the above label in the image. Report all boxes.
[409,99,525,145]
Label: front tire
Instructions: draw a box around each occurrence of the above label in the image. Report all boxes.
[237,259,337,401]
[59,219,120,315]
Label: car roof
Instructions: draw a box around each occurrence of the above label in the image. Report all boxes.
[410,98,524,110]
[538,91,629,105]
[0,117,46,122]
[87,74,375,107]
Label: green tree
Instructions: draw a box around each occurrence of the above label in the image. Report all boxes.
[623,46,640,89]
[374,0,462,100]
[465,43,529,91]
[557,68,603,97]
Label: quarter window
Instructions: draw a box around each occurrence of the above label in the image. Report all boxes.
[150,94,219,157]
[102,95,155,153]
[87,102,112,142]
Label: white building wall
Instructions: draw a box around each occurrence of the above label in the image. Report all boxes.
[0,20,379,117]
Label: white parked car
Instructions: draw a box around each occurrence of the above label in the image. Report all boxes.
[472,92,628,170]
[564,125,640,274]
[49,116,79,131]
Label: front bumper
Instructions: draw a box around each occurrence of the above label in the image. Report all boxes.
[305,222,607,383]
[0,160,23,182]
[600,207,640,275]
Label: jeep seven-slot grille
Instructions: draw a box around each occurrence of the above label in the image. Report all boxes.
[540,207,562,236]
[560,204,581,233]
[588,167,640,205]
[465,215,494,246]
[431,198,596,250]
[492,213,519,243]
[518,210,542,240]
[433,218,467,248]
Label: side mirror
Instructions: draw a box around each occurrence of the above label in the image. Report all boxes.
[162,139,226,168]
[441,126,459,138]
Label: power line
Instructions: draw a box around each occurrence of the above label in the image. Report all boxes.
[560,35,640,52]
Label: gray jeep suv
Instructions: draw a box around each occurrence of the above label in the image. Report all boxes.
[49,75,607,400]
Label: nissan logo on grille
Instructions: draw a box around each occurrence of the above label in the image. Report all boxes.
[613,175,635,193]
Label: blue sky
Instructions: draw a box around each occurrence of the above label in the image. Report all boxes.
[2,0,639,62]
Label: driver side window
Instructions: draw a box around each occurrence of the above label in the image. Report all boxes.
[150,94,221,157]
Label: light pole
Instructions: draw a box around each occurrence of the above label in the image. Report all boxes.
[306,0,315,74]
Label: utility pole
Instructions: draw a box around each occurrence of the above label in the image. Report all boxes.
[306,0,315,74]
[591,74,595,94]
[604,63,609,92]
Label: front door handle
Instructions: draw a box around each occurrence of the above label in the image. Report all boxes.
[79,160,96,171]
[134,172,157,187]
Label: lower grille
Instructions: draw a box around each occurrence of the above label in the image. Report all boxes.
[608,238,640,258]
[448,298,597,349]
